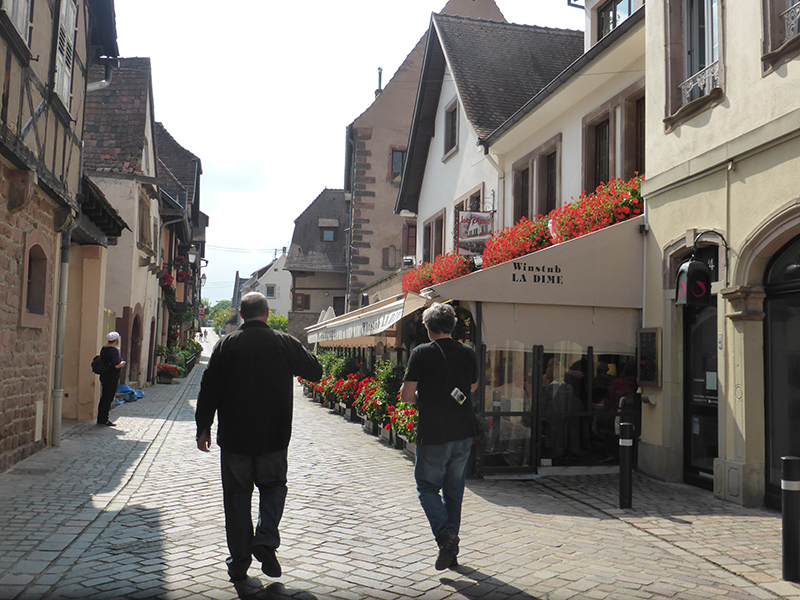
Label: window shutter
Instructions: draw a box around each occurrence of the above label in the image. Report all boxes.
[303,294,310,310]
[55,0,77,108]
[276,285,281,298]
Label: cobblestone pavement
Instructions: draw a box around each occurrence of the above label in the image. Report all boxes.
[1,333,799,600]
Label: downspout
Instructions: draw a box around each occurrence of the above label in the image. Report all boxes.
[52,215,76,447]
[483,151,505,230]
[86,58,117,93]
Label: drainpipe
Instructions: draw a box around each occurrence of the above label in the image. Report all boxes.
[52,215,76,447]
[86,58,118,93]
[483,152,505,230]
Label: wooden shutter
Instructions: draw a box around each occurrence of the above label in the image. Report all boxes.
[55,0,77,107]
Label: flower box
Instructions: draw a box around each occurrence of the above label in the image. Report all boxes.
[403,439,416,458]
[389,429,404,450]
[379,425,392,444]
[362,418,380,436]
[157,374,173,384]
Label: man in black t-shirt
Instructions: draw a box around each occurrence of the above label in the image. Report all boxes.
[401,302,478,570]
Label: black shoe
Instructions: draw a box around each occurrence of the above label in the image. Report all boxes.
[97,421,115,426]
[435,530,459,571]
[252,545,281,577]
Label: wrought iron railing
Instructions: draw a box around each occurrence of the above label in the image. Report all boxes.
[679,60,720,107]
[783,1,800,43]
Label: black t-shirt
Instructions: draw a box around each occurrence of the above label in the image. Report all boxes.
[404,338,478,445]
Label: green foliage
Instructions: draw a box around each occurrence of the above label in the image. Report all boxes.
[155,345,168,358]
[374,360,405,405]
[267,313,288,332]
[207,300,233,334]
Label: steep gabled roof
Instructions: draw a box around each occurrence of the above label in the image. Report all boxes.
[286,189,347,273]
[436,15,584,140]
[396,15,583,213]
[155,122,201,206]
[83,57,154,176]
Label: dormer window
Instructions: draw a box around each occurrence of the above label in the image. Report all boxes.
[318,217,338,242]
[597,0,634,40]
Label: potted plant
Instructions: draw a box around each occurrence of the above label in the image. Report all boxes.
[157,363,179,384]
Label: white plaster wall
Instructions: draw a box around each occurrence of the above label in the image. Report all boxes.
[416,67,501,258]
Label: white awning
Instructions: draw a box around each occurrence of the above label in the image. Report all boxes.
[306,292,429,345]
[428,215,644,309]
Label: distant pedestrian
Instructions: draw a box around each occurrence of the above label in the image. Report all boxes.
[196,292,322,582]
[203,329,208,341]
[97,332,126,426]
[400,302,478,570]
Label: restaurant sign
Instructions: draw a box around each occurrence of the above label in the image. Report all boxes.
[511,261,563,285]
[457,211,493,256]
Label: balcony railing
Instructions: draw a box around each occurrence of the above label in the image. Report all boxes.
[784,1,800,43]
[679,61,720,107]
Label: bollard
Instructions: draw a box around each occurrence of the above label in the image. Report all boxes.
[783,456,800,582]
[619,422,633,509]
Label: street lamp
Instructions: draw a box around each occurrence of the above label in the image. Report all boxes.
[187,246,198,262]
[201,273,207,286]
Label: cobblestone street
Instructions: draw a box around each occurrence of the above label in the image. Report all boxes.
[0,338,798,600]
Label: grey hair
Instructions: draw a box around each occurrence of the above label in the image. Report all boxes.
[240,292,270,320]
[422,302,456,335]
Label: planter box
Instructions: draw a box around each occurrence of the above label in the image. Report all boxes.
[157,374,173,384]
[343,406,359,422]
[403,439,416,459]
[379,425,392,444]
[362,418,380,436]
[389,429,404,450]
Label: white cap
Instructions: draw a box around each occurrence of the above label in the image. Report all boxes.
[106,331,120,342]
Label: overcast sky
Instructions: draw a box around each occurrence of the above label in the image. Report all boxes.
[113,1,586,305]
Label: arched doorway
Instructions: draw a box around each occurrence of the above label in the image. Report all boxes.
[764,234,800,507]
[129,315,143,385]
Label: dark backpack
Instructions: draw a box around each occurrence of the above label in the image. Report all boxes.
[91,355,105,375]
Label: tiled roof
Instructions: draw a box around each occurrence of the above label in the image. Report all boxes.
[434,14,584,140]
[155,122,201,205]
[286,189,347,273]
[83,57,153,176]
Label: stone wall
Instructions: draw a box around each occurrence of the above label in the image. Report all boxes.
[0,172,59,472]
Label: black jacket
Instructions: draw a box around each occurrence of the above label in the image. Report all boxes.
[195,321,322,455]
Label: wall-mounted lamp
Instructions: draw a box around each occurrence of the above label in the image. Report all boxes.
[200,273,207,286]
[187,247,198,262]
[402,255,415,267]
[675,230,729,306]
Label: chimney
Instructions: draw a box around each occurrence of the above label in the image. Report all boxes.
[374,67,383,99]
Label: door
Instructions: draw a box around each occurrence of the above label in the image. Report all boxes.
[683,303,718,489]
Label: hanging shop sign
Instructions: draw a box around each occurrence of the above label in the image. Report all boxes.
[457,211,493,256]
[675,259,712,306]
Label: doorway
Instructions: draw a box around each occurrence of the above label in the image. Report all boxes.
[683,303,718,489]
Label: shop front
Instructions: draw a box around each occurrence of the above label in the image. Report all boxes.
[428,216,646,476]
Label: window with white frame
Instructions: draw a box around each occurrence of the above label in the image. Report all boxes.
[3,0,31,44]
[54,0,78,109]
[265,285,277,299]
[443,100,459,159]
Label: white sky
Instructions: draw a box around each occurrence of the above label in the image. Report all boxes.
[113,0,586,304]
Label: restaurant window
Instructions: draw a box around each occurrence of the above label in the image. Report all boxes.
[762,0,800,71]
[423,211,445,263]
[634,96,645,176]
[512,135,562,218]
[443,99,459,159]
[665,0,723,125]
[391,148,406,184]
[597,0,634,41]
[541,151,558,214]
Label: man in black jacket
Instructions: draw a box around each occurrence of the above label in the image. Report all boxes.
[196,292,322,581]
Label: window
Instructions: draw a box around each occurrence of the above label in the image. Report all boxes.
[382,245,397,269]
[321,228,335,242]
[543,152,558,214]
[443,100,458,158]
[4,0,31,43]
[665,0,723,124]
[391,149,406,184]
[597,0,633,41]
[20,230,50,329]
[513,167,530,223]
[512,135,562,220]
[265,285,276,299]
[403,222,417,258]
[54,0,78,108]
[138,192,152,248]
[762,0,800,70]
[423,211,445,263]
[294,293,310,311]
[594,119,610,189]
[634,96,646,176]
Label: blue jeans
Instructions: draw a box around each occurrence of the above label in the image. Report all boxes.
[414,437,473,544]
[220,449,288,574]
